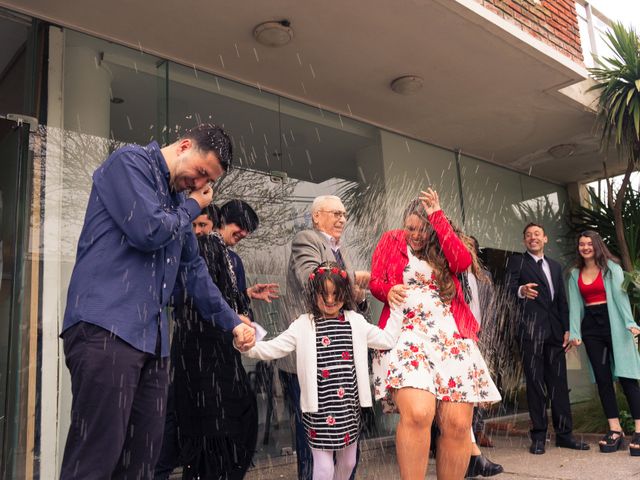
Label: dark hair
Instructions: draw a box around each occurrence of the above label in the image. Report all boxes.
[200,204,220,226]
[305,262,356,320]
[575,230,619,275]
[453,227,490,284]
[219,200,259,233]
[402,198,429,224]
[402,199,456,303]
[181,123,233,172]
[469,235,480,257]
[523,222,545,236]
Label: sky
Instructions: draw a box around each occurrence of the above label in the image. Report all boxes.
[589,0,640,30]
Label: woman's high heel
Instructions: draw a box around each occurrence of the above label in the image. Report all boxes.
[629,433,640,456]
[599,430,624,453]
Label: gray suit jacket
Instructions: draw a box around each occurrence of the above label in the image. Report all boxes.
[278,229,355,372]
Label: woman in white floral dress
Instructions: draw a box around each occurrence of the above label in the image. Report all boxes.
[370,189,501,480]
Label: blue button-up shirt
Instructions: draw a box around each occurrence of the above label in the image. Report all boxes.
[62,141,240,356]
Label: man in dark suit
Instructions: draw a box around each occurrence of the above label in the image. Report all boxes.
[506,223,589,455]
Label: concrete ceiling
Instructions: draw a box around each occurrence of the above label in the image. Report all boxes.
[0,0,617,184]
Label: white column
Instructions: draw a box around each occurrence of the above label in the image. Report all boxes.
[40,28,112,478]
[63,44,111,137]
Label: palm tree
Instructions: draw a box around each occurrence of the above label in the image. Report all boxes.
[588,22,640,272]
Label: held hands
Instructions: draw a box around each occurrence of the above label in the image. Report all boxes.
[247,283,280,303]
[570,338,582,347]
[520,283,539,300]
[189,183,214,209]
[419,188,441,216]
[388,284,408,307]
[562,332,573,352]
[233,322,256,352]
[630,326,640,337]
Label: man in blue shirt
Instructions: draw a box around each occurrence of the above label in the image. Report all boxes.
[59,124,256,479]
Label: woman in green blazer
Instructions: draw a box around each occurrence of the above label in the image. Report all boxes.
[568,230,640,455]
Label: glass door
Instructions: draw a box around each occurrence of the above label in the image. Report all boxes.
[0,117,30,479]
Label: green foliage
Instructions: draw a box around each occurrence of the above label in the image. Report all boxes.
[620,410,636,435]
[588,22,640,157]
[623,262,640,322]
[509,193,573,259]
[572,387,634,434]
[570,186,640,321]
[569,186,640,261]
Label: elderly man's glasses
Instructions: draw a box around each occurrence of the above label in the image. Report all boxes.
[319,210,348,220]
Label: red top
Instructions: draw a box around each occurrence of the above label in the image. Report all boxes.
[369,210,478,340]
[578,270,607,304]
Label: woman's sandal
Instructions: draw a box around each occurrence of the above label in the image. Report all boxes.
[599,430,624,453]
[629,433,640,456]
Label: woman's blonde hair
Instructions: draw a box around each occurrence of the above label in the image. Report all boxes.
[402,199,456,303]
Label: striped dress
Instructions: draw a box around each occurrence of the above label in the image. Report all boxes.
[302,315,361,450]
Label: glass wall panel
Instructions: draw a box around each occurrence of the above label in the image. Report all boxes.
[379,131,462,228]
[0,10,39,479]
[42,29,167,473]
[166,63,290,459]
[278,101,391,437]
[280,99,382,261]
[519,175,571,260]
[34,21,578,475]
[58,30,167,266]
[459,155,523,252]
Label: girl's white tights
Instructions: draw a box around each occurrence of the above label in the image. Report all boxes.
[311,442,358,480]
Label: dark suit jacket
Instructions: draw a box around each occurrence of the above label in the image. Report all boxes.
[505,252,569,343]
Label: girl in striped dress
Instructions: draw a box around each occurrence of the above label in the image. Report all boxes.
[241,262,401,480]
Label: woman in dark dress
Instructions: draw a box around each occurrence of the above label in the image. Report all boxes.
[173,200,277,479]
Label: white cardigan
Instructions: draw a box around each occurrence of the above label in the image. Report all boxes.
[244,309,401,413]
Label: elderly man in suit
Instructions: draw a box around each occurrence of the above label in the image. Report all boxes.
[506,223,589,455]
[279,194,369,480]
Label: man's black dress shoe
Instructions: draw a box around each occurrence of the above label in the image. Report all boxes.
[529,441,545,455]
[466,454,504,478]
[555,437,590,450]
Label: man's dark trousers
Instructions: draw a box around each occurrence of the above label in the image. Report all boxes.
[60,322,169,479]
[519,335,572,443]
[153,381,179,480]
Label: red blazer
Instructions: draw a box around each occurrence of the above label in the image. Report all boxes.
[370,210,479,340]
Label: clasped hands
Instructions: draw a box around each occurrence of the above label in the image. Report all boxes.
[233,314,256,352]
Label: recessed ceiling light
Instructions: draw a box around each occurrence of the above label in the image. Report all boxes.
[253,20,293,47]
[548,143,575,158]
[390,75,424,95]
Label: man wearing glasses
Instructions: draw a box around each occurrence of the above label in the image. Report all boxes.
[59,124,256,479]
[279,194,370,480]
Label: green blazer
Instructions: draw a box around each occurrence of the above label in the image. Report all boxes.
[568,260,640,379]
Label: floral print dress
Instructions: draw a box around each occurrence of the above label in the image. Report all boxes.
[372,250,501,412]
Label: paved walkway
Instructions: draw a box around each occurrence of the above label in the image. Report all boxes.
[244,432,640,479]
